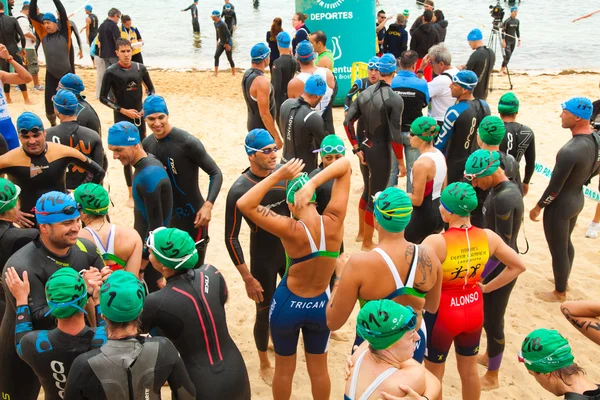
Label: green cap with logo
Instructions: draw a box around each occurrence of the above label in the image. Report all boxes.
[45,267,88,319]
[286,173,316,205]
[148,227,199,270]
[374,187,413,233]
[478,115,506,145]
[440,182,478,217]
[356,299,417,350]
[410,116,440,143]
[520,329,574,373]
[498,92,519,114]
[100,270,145,323]
[465,150,501,178]
[0,178,20,214]
[73,183,110,216]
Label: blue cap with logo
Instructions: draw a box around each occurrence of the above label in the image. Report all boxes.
[296,40,314,61]
[251,42,271,63]
[277,31,291,49]
[561,97,593,120]
[53,90,78,116]
[35,191,80,225]
[59,73,85,94]
[143,95,169,117]
[467,28,483,41]
[85,5,92,12]
[42,13,57,23]
[378,53,397,75]
[452,70,478,90]
[16,112,44,133]
[245,129,275,155]
[304,74,327,96]
[108,121,140,147]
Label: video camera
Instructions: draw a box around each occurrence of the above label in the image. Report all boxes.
[489,1,505,21]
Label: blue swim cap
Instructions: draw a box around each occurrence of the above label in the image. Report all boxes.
[378,53,397,75]
[85,5,92,12]
[368,56,380,70]
[251,42,271,63]
[211,10,220,16]
[59,73,84,94]
[42,13,57,23]
[143,95,169,117]
[245,129,274,155]
[225,4,231,9]
[467,28,483,41]
[453,70,478,90]
[108,122,140,147]
[23,1,30,5]
[561,97,593,120]
[16,112,44,133]
[53,90,78,116]
[277,32,291,48]
[296,40,314,61]
[35,191,80,225]
[510,6,518,12]
[304,74,327,96]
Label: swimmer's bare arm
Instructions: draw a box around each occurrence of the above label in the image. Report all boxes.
[255,77,283,149]
[480,230,526,293]
[573,10,600,22]
[560,301,600,346]
[327,253,363,331]
[421,234,447,314]
[325,69,336,89]
[380,370,441,400]
[287,77,304,99]
[124,227,143,277]
[408,158,428,206]
[414,244,442,314]
[0,44,32,85]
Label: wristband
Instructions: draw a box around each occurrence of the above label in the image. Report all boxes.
[417,70,424,74]
[352,148,361,154]
[6,56,13,63]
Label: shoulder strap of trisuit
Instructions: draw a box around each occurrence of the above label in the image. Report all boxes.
[441,72,452,80]
[585,132,600,185]
[348,351,368,400]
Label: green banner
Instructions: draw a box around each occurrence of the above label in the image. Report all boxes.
[295,0,376,106]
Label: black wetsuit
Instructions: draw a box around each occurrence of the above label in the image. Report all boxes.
[344,80,404,225]
[0,237,104,400]
[224,167,288,353]
[500,121,536,186]
[0,134,7,156]
[0,143,105,219]
[501,17,520,67]
[183,3,200,33]
[564,386,600,399]
[279,96,328,172]
[214,19,234,68]
[46,121,105,190]
[466,47,496,100]
[87,13,99,46]
[141,265,250,400]
[132,155,173,292]
[271,54,298,121]
[538,132,600,293]
[481,179,523,372]
[223,10,237,35]
[242,68,276,131]
[0,221,38,324]
[76,95,102,136]
[15,305,107,400]
[0,12,26,93]
[64,336,196,400]
[68,20,82,73]
[142,127,223,267]
[99,61,154,186]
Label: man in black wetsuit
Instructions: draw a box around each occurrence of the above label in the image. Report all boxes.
[0,178,38,323]
[0,111,105,228]
[271,31,297,122]
[59,73,102,137]
[100,37,155,205]
[182,0,200,35]
[46,90,104,190]
[29,0,73,126]
[0,191,105,400]
[142,228,251,399]
[65,270,196,399]
[279,74,328,172]
[499,92,536,195]
[465,28,495,101]
[0,2,30,104]
[344,53,404,251]
[83,5,99,64]
[224,129,288,385]
[107,121,172,293]
[500,6,520,75]
[6,266,106,400]
[212,10,234,77]
[243,42,282,148]
[223,4,237,35]
[530,97,600,302]
[142,95,223,267]
[464,149,524,391]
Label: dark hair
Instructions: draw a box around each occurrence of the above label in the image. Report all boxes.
[294,12,307,23]
[21,3,28,10]
[400,50,419,68]
[105,316,142,335]
[396,14,405,25]
[423,10,434,23]
[312,30,327,47]
[0,3,4,11]
[121,15,131,24]
[434,9,445,21]
[115,38,132,50]
[377,9,386,16]
[499,112,516,118]
[424,0,435,6]
[108,8,121,18]
[270,17,283,41]
[549,363,586,386]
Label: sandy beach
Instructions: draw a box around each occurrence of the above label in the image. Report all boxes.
[12,66,599,399]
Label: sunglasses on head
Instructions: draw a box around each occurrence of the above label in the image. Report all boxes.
[19,127,43,136]
[34,204,80,216]
[245,144,279,155]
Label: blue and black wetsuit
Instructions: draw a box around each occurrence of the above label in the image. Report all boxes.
[142,265,250,400]
[0,237,105,400]
[142,127,222,267]
[214,19,234,68]
[224,167,288,353]
[132,155,173,292]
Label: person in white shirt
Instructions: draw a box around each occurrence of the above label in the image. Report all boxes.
[422,43,459,126]
[16,2,42,90]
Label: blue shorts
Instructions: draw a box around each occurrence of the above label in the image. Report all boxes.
[0,117,19,150]
[353,324,427,363]
[269,276,330,356]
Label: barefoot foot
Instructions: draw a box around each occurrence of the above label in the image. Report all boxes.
[535,290,566,303]
[259,365,274,387]
[480,372,500,391]
[477,353,489,367]
[126,197,134,208]
[355,234,364,242]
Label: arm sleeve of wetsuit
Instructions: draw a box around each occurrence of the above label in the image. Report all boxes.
[99,70,121,112]
[70,155,106,184]
[221,23,231,43]
[70,21,82,50]
[54,0,69,34]
[434,106,458,152]
[64,354,103,400]
[343,99,361,146]
[95,304,105,328]
[537,146,576,208]
[160,340,196,399]
[389,94,404,159]
[90,141,105,174]
[28,271,54,329]
[189,139,223,204]
[466,52,477,71]
[493,192,517,246]
[308,112,329,146]
[142,176,171,231]
[28,0,45,39]
[344,79,362,111]
[0,134,8,156]
[272,61,283,99]
[14,19,26,50]
[183,5,191,11]
[523,130,536,184]
[224,185,246,266]
[516,21,520,39]
[141,66,155,95]
[14,305,33,356]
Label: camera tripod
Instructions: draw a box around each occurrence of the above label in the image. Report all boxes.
[488,20,513,91]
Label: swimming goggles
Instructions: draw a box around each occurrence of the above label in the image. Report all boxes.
[44,291,88,317]
[312,144,346,154]
[517,344,571,367]
[0,185,20,204]
[357,309,418,338]
[35,204,81,216]
[367,61,379,70]
[463,153,498,181]
[145,227,203,270]
[244,144,279,155]
[19,127,43,135]
[452,74,477,90]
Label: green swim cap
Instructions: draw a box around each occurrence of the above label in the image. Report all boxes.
[319,134,346,157]
[148,227,199,270]
[0,178,20,214]
[440,182,478,217]
[374,187,413,233]
[498,92,519,114]
[45,267,88,319]
[410,116,440,143]
[73,183,110,216]
[403,9,410,16]
[478,115,506,145]
[465,149,501,180]
[286,173,316,205]
[100,270,145,323]
[357,299,417,350]
[520,329,574,374]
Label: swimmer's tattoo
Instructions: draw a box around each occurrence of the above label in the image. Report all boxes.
[406,245,432,287]
[561,307,600,331]
[257,205,280,219]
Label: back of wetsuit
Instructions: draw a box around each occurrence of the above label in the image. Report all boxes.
[272,55,298,119]
[466,47,495,100]
[77,97,102,137]
[64,337,196,400]
[564,386,600,399]
[500,121,536,185]
[242,68,275,131]
[88,13,99,43]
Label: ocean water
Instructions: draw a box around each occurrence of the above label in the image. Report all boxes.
[52,0,597,71]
